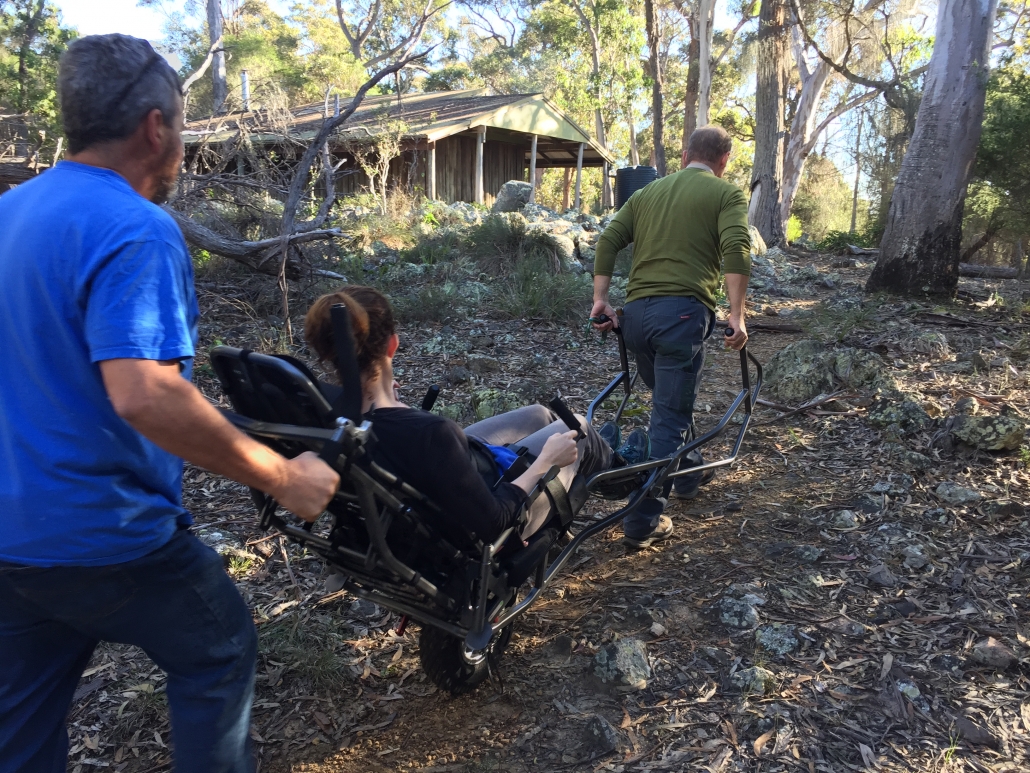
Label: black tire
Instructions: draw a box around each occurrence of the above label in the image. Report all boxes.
[419,623,513,695]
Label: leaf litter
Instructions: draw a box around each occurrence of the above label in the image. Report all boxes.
[65,252,1030,772]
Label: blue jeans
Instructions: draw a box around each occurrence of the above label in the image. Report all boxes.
[0,528,257,773]
[620,295,714,538]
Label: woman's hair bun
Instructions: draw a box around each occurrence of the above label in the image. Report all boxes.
[304,285,396,375]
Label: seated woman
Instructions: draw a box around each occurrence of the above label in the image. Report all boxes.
[304,286,645,547]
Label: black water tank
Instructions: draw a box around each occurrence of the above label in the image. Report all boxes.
[615,165,658,209]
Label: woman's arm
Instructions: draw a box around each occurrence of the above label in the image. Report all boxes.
[423,424,573,543]
[510,430,579,496]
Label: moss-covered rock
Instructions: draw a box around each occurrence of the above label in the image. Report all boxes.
[764,340,894,403]
[867,393,932,432]
[899,330,951,359]
[882,443,933,471]
[732,666,776,695]
[471,389,522,421]
[593,638,651,692]
[951,414,1026,451]
[431,402,468,423]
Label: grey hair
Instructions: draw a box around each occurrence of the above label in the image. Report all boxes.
[59,34,182,154]
[686,125,733,164]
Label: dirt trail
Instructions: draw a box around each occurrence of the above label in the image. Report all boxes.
[67,256,1030,773]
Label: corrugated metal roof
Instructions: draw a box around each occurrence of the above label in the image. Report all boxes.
[182,89,614,165]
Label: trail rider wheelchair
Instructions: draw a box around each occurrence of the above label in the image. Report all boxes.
[211,306,762,694]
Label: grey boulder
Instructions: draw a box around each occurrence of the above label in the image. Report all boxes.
[492,180,533,213]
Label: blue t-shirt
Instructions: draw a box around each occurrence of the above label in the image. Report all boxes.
[0,161,199,567]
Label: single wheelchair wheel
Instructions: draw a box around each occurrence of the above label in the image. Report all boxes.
[419,622,514,695]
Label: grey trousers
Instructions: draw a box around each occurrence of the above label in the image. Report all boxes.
[620,295,715,537]
[466,405,612,538]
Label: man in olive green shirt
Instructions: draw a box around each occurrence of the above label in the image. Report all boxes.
[591,125,751,548]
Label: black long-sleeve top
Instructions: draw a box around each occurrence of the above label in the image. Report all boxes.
[365,407,527,545]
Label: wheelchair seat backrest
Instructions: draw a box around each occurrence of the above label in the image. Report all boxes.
[210,342,486,588]
[210,346,337,429]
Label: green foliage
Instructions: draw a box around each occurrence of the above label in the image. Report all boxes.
[403,229,460,265]
[816,230,874,252]
[786,215,803,243]
[464,214,555,275]
[356,206,592,324]
[0,0,75,153]
[969,64,1030,242]
[791,154,865,242]
[258,609,354,691]
[392,282,465,323]
[176,0,310,117]
[494,254,593,323]
[289,0,368,100]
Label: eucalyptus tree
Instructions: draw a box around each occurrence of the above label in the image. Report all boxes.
[206,0,226,112]
[867,0,999,296]
[672,0,753,151]
[0,0,74,123]
[749,0,789,245]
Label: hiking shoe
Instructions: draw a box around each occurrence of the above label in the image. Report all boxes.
[624,515,673,549]
[598,421,621,451]
[616,428,650,465]
[670,468,716,499]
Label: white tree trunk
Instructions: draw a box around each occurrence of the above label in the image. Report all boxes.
[867,0,999,296]
[644,0,665,175]
[207,0,227,114]
[749,0,788,246]
[628,108,640,166]
[696,0,715,127]
[779,59,832,229]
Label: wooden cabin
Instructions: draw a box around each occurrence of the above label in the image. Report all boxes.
[181,89,614,208]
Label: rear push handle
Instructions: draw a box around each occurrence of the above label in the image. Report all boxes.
[590,311,630,377]
[548,396,586,440]
[421,384,440,412]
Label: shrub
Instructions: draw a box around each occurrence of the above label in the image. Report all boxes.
[465,214,558,276]
[786,215,803,243]
[816,229,873,253]
[391,283,465,323]
[403,229,461,265]
[494,253,592,322]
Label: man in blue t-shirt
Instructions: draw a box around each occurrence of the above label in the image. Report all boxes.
[0,36,339,773]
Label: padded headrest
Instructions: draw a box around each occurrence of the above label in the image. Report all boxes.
[210,346,336,428]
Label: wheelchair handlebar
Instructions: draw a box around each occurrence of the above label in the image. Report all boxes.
[548,396,585,440]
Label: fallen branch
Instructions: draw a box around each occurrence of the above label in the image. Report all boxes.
[959,262,1019,279]
[758,391,859,424]
[956,388,1026,417]
[915,311,1003,330]
[715,319,804,334]
[168,209,342,276]
[847,244,879,256]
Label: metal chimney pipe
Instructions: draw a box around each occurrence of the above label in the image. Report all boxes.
[241,70,250,112]
[334,93,340,117]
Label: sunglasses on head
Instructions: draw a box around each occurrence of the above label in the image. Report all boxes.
[107,53,181,117]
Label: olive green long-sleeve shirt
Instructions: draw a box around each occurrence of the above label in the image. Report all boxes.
[594,167,751,310]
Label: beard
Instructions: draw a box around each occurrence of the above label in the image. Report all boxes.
[150,172,178,205]
[150,142,182,204]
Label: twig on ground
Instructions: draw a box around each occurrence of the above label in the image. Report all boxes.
[759,391,859,424]
[278,534,303,601]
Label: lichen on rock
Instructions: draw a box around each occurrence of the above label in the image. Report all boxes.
[866,392,932,432]
[755,624,799,656]
[471,389,521,421]
[593,638,651,691]
[950,414,1026,451]
[732,666,776,695]
[764,339,895,404]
